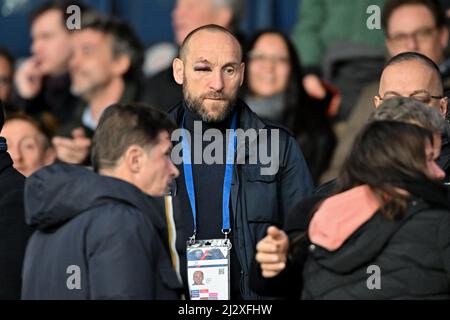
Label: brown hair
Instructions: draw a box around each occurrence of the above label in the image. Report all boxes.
[4,112,55,149]
[91,103,176,172]
[337,121,434,220]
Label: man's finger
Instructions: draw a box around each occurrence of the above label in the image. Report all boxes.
[256,240,279,254]
[71,127,86,139]
[256,252,283,264]
[260,262,286,272]
[267,226,284,240]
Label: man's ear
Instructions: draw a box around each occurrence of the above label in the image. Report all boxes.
[385,39,394,58]
[440,96,448,117]
[124,145,144,173]
[374,95,382,108]
[112,55,131,77]
[44,147,56,166]
[173,58,184,85]
[239,63,245,86]
[439,26,449,50]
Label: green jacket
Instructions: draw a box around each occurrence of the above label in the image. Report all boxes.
[292,0,386,70]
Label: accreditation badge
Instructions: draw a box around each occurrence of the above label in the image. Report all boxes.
[186,239,231,300]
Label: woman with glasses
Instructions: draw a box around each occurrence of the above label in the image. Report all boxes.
[241,30,337,183]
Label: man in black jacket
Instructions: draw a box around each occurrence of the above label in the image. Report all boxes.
[168,25,313,299]
[0,101,33,299]
[21,103,182,299]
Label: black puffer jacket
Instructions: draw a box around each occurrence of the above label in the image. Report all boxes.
[251,180,450,299]
[21,164,182,300]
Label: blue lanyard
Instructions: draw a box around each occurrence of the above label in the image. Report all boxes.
[181,111,238,239]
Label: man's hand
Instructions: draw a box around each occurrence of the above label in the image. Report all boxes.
[53,128,92,164]
[303,74,326,99]
[255,226,289,278]
[15,57,44,99]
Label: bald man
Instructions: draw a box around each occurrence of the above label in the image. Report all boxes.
[318,52,450,194]
[143,0,244,112]
[322,51,450,182]
[168,25,313,300]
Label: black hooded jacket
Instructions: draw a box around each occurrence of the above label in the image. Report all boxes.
[21,164,182,300]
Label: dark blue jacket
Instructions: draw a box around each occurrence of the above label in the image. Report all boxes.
[168,100,314,299]
[21,164,182,300]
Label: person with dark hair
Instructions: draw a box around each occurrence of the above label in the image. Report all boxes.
[241,30,337,183]
[0,47,16,114]
[13,0,89,128]
[282,96,447,253]
[169,24,313,299]
[21,103,182,300]
[52,13,144,165]
[0,101,33,300]
[1,113,56,177]
[143,0,245,112]
[253,119,450,299]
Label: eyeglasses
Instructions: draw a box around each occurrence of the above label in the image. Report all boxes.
[248,52,289,65]
[377,91,445,104]
[388,26,437,46]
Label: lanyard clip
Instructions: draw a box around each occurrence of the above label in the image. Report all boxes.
[188,232,197,245]
[222,229,230,239]
[222,229,232,250]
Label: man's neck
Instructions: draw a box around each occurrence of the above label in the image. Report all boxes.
[87,78,125,123]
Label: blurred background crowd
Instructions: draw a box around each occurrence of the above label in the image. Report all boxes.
[1,0,450,184]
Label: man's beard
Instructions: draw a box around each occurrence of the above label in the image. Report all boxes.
[183,83,236,123]
[70,73,107,100]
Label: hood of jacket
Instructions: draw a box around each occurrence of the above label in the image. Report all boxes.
[24,164,165,231]
[307,179,449,274]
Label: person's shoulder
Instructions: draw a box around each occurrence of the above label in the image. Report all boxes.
[86,202,155,241]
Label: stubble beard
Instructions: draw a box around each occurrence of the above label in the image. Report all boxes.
[183,82,236,123]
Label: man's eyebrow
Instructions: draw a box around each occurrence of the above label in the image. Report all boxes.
[223,62,241,68]
[382,91,401,96]
[193,58,211,65]
[410,89,431,95]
